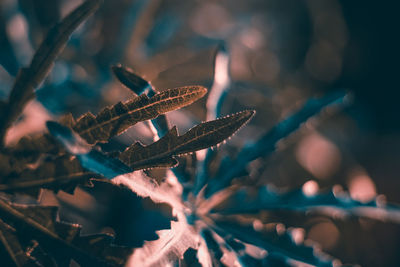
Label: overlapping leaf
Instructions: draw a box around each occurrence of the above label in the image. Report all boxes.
[206,91,349,197]
[0,0,102,144]
[213,185,400,222]
[0,219,36,266]
[72,86,207,144]
[0,155,102,197]
[112,65,151,95]
[119,110,255,170]
[212,218,337,267]
[0,197,135,266]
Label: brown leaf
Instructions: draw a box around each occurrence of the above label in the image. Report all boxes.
[119,110,255,170]
[0,219,36,266]
[0,156,102,197]
[74,234,132,266]
[0,200,129,266]
[0,0,102,145]
[72,86,207,144]
[111,65,150,94]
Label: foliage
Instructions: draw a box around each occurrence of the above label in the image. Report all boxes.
[0,1,399,267]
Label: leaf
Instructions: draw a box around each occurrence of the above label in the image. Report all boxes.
[83,179,174,247]
[74,233,132,266]
[0,200,131,266]
[0,0,102,145]
[112,65,151,95]
[11,134,62,158]
[0,219,36,266]
[194,44,230,195]
[207,91,350,197]
[200,229,223,266]
[72,86,207,144]
[214,185,400,222]
[119,110,255,170]
[112,65,173,138]
[0,155,103,197]
[212,218,338,267]
[126,218,198,267]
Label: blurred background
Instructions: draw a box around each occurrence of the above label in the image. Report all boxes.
[0,0,399,266]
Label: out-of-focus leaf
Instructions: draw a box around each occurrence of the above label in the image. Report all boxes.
[0,0,102,144]
[200,229,223,266]
[0,200,131,266]
[194,43,230,195]
[72,86,207,144]
[212,218,337,267]
[0,156,102,197]
[112,65,151,95]
[73,233,132,266]
[214,185,400,222]
[119,110,255,170]
[127,218,197,267]
[0,219,36,266]
[47,121,132,178]
[207,91,349,197]
[11,134,62,158]
[180,248,202,267]
[83,179,174,247]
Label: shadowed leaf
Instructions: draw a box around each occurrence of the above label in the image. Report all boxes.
[0,200,131,266]
[46,122,132,178]
[207,91,349,197]
[212,218,337,267]
[213,185,400,222]
[72,86,207,144]
[74,234,132,266]
[0,219,35,266]
[10,134,63,163]
[112,65,151,95]
[0,156,102,197]
[0,0,102,145]
[119,110,255,170]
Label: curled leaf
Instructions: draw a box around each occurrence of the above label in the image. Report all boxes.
[119,110,255,170]
[73,86,207,144]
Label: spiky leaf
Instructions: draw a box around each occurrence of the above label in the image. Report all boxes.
[119,110,255,170]
[0,0,102,144]
[72,86,207,144]
[0,156,102,197]
[0,200,133,266]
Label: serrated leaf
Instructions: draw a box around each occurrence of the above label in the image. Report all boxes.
[46,121,133,178]
[0,219,36,266]
[11,134,61,157]
[0,156,102,197]
[119,110,255,170]
[0,0,102,144]
[72,86,207,144]
[0,200,131,266]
